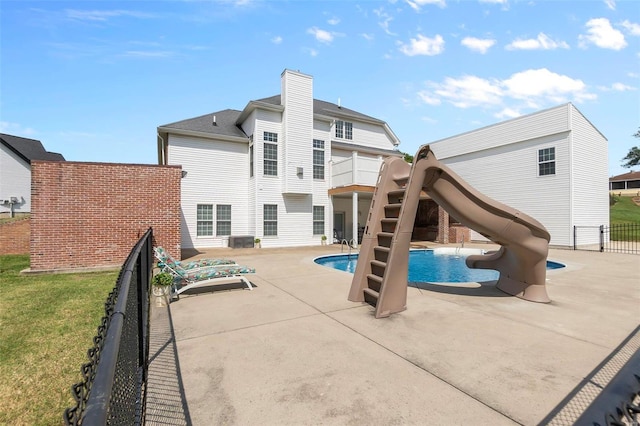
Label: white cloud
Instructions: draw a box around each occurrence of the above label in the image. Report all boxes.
[503,68,596,103]
[461,37,496,54]
[0,122,37,137]
[417,92,442,105]
[271,36,283,44]
[579,18,627,50]
[427,75,503,108]
[361,33,374,41]
[122,50,174,58]
[374,8,396,36]
[599,82,636,92]
[506,33,569,50]
[406,0,446,11]
[604,0,616,10]
[399,34,445,56]
[307,27,335,44]
[495,107,521,119]
[328,17,340,25]
[620,20,640,36]
[65,9,154,22]
[478,0,509,9]
[418,68,597,111]
[304,47,319,57]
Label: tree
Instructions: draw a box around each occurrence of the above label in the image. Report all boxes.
[402,152,414,163]
[622,128,640,168]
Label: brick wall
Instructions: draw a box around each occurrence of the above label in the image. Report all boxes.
[0,217,30,255]
[30,161,181,271]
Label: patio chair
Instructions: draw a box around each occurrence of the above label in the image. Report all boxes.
[168,263,255,300]
[154,246,236,273]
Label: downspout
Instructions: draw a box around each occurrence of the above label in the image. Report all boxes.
[157,133,166,165]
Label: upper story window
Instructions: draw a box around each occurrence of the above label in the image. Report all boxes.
[263,132,278,176]
[538,147,556,176]
[335,121,353,140]
[313,139,325,180]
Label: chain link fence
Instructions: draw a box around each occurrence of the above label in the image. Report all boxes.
[64,228,153,425]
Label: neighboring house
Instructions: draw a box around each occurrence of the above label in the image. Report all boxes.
[0,133,65,218]
[429,103,609,248]
[609,170,640,195]
[158,69,402,249]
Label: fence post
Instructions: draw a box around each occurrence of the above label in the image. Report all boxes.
[599,225,604,252]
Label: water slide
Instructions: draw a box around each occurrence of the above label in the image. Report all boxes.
[349,145,550,318]
[413,145,551,303]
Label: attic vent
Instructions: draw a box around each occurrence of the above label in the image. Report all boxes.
[212,115,217,126]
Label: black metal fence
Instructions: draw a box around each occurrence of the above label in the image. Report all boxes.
[573,223,640,254]
[64,228,153,425]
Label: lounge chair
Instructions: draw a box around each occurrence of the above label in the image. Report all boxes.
[168,264,255,300]
[154,246,236,273]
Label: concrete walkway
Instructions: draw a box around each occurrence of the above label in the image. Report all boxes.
[145,244,639,425]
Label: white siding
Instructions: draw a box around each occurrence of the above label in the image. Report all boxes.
[0,144,31,215]
[168,135,250,249]
[431,104,571,158]
[281,70,313,194]
[429,103,608,247]
[332,120,396,151]
[569,104,609,244]
[432,129,572,246]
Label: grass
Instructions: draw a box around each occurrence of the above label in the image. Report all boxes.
[0,255,117,426]
[609,195,640,240]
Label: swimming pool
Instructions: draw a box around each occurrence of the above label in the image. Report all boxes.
[314,248,565,283]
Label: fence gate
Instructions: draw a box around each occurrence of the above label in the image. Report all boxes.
[574,224,640,254]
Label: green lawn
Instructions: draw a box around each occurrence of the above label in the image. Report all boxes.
[610,195,640,240]
[0,255,117,426]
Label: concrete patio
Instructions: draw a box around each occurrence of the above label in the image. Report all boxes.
[145,244,639,425]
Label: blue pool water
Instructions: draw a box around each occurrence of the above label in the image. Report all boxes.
[314,249,565,283]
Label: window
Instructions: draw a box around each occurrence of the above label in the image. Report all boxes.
[345,122,353,140]
[313,206,325,235]
[264,132,278,176]
[335,120,353,140]
[313,139,325,180]
[538,147,556,176]
[216,205,231,236]
[263,204,278,236]
[196,204,213,236]
[249,135,254,178]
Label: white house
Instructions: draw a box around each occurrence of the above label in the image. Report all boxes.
[429,103,609,248]
[0,134,65,218]
[157,69,402,249]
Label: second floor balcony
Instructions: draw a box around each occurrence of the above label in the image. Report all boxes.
[330,154,385,189]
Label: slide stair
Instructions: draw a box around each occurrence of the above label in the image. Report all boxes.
[348,156,422,318]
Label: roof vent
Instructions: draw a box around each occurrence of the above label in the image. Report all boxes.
[338,97,341,108]
[212,115,217,126]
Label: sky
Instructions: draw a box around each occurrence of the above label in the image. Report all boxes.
[1,0,639,177]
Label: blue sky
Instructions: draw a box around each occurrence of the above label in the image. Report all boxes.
[1,0,638,177]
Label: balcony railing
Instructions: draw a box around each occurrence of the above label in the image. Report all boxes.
[331,155,382,188]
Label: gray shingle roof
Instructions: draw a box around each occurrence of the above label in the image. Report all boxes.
[158,109,248,139]
[159,96,385,139]
[0,133,65,164]
[256,95,383,123]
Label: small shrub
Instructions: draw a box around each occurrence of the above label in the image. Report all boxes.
[152,272,173,287]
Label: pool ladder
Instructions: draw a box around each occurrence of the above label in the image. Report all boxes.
[341,239,358,258]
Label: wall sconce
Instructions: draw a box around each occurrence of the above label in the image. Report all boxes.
[181,170,188,178]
